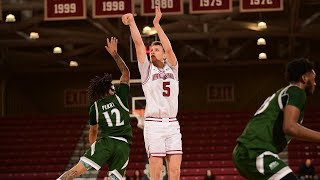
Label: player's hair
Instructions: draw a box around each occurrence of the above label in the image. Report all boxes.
[151,41,165,52]
[88,73,113,103]
[285,58,314,82]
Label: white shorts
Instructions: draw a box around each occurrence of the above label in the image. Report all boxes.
[143,117,183,157]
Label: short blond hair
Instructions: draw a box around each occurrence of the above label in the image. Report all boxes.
[151,41,165,52]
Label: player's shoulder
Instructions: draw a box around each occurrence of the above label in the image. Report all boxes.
[89,101,96,112]
[277,85,304,95]
[286,85,305,95]
[165,61,178,69]
[93,97,108,107]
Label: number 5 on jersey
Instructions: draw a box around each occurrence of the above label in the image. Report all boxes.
[163,82,170,97]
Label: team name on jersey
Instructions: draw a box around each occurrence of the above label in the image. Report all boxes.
[152,72,174,81]
[102,102,115,110]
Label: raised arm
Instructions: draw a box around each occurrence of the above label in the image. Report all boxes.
[105,37,130,84]
[153,6,177,66]
[122,13,146,64]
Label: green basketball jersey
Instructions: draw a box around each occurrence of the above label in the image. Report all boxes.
[237,85,306,156]
[89,84,132,144]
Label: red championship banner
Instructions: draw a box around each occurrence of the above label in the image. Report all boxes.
[93,0,134,18]
[44,0,86,21]
[190,0,232,14]
[141,0,183,16]
[240,0,283,12]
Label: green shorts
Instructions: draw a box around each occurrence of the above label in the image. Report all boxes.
[232,143,292,180]
[80,137,130,180]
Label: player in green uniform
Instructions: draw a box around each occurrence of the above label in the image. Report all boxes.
[57,37,132,180]
[233,58,317,180]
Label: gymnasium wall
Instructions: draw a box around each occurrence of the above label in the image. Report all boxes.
[3,63,319,115]
[0,80,4,116]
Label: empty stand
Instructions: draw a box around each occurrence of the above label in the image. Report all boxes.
[288,111,320,175]
[0,115,87,180]
[3,110,318,179]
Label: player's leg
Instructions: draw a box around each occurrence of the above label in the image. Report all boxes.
[232,144,251,179]
[233,144,294,180]
[165,121,183,180]
[80,139,108,171]
[144,121,166,180]
[61,138,111,180]
[57,162,87,180]
[262,154,294,180]
[107,139,130,180]
[149,156,164,179]
[165,154,182,180]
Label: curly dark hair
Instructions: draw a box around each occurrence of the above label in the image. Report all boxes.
[88,73,113,103]
[285,58,314,83]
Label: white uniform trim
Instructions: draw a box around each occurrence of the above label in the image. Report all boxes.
[80,156,101,170]
[90,141,96,156]
[277,85,293,110]
[166,150,183,154]
[94,101,99,123]
[256,151,279,174]
[268,166,292,180]
[115,95,129,112]
[109,169,123,180]
[145,117,177,121]
[121,159,129,170]
[109,136,128,143]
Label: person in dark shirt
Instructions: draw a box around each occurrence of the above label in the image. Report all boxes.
[299,159,318,180]
[204,169,215,180]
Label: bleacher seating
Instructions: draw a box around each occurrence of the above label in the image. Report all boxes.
[288,110,320,176]
[2,110,319,179]
[0,115,87,180]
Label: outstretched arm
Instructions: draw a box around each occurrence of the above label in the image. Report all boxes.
[283,105,320,142]
[122,13,146,64]
[153,6,177,66]
[105,37,130,84]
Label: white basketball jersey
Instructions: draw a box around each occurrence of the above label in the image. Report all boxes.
[140,60,179,118]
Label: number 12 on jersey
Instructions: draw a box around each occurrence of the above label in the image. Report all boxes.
[103,109,124,127]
